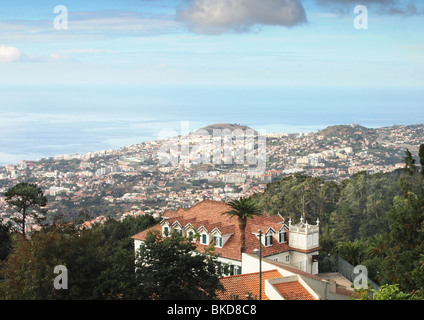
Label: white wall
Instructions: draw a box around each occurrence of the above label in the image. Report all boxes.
[241,253,351,300]
[242,253,294,277]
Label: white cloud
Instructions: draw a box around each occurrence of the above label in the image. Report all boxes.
[0,45,21,62]
[177,0,307,34]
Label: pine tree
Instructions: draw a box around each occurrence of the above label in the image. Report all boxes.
[5,182,47,238]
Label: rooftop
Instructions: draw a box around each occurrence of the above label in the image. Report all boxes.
[132,199,300,261]
[217,269,317,300]
[217,270,283,300]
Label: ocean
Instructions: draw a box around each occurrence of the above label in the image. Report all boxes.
[0,84,423,166]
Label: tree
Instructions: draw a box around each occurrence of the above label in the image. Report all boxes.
[0,213,159,300]
[0,219,13,261]
[0,224,107,299]
[404,149,416,176]
[254,175,339,224]
[372,284,424,300]
[223,197,262,254]
[352,284,424,300]
[95,214,159,300]
[336,240,368,267]
[135,230,223,300]
[5,182,47,237]
[378,189,424,292]
[419,144,424,175]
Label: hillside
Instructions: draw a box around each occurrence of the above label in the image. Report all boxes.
[317,124,377,138]
[196,123,257,135]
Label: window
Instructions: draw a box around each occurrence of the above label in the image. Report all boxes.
[285,255,290,263]
[163,226,169,237]
[201,233,208,245]
[235,266,242,275]
[279,231,287,243]
[217,262,224,275]
[174,228,182,236]
[188,231,195,241]
[229,265,242,276]
[213,236,223,247]
[265,234,273,246]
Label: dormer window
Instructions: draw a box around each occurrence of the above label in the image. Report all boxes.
[201,233,208,245]
[163,226,169,237]
[174,228,182,236]
[265,234,273,247]
[187,230,195,242]
[279,231,287,243]
[213,236,223,248]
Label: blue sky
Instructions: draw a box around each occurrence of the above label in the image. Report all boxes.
[0,0,423,87]
[0,0,423,165]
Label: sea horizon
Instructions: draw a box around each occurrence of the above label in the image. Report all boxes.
[1,84,423,167]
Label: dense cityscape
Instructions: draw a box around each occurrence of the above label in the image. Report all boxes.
[1,122,423,232]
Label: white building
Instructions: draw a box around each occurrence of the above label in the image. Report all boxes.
[132,200,353,300]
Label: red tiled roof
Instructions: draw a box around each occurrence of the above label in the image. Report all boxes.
[132,200,291,261]
[214,224,236,235]
[217,270,283,300]
[273,281,316,300]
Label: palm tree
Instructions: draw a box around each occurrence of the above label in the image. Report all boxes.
[367,234,387,260]
[336,240,367,266]
[223,197,262,254]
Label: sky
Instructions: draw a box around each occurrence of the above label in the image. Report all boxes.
[0,0,423,87]
[0,0,423,165]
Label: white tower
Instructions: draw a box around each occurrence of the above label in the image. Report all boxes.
[288,217,320,274]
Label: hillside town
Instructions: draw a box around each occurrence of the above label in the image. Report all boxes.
[0,123,423,232]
